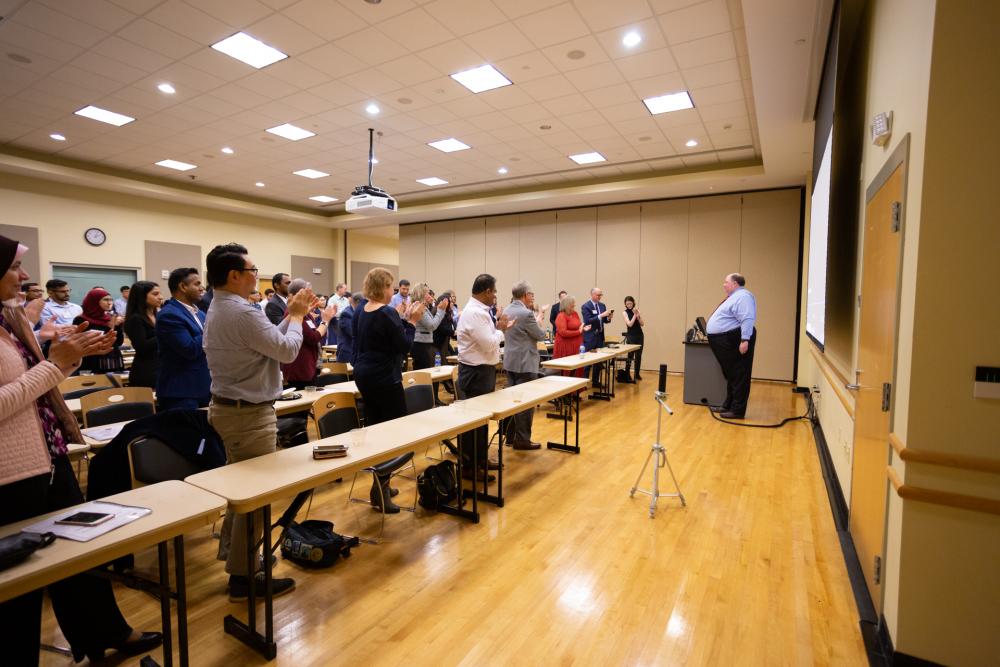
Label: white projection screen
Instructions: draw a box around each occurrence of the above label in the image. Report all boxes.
[806,130,832,347]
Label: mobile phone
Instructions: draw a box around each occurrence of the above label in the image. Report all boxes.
[313,448,348,460]
[56,511,114,527]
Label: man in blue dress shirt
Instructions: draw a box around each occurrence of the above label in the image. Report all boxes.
[705,273,757,419]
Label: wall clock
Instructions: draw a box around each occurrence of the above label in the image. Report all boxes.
[84,227,106,246]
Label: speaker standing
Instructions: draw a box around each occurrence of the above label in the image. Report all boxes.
[705,273,757,419]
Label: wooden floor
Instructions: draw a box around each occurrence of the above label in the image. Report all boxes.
[41,376,866,666]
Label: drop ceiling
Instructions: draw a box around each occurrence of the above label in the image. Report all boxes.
[0,0,830,227]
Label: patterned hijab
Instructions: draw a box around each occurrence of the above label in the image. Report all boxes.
[80,288,113,327]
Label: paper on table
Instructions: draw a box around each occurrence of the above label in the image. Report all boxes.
[25,501,151,542]
[80,423,126,442]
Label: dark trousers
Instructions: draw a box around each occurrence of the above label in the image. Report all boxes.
[503,370,538,443]
[624,335,644,380]
[410,341,436,370]
[158,396,207,411]
[355,379,407,426]
[0,456,131,664]
[457,364,495,467]
[585,333,606,386]
[707,327,756,415]
[434,339,455,397]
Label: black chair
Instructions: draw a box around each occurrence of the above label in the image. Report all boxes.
[402,371,434,415]
[127,435,203,487]
[81,388,155,428]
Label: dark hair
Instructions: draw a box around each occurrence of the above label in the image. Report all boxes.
[730,273,746,287]
[22,282,38,290]
[271,272,288,288]
[471,273,496,295]
[435,293,451,307]
[398,279,410,287]
[264,288,274,296]
[168,267,199,293]
[46,279,68,290]
[125,281,158,320]
[206,243,248,288]
[624,295,636,306]
[120,285,130,294]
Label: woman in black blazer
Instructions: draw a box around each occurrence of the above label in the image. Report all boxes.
[123,281,163,388]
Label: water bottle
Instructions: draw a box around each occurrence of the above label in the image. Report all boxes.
[434,352,441,367]
[546,327,552,340]
[579,344,586,358]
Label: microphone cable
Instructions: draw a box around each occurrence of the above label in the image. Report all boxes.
[701,392,814,429]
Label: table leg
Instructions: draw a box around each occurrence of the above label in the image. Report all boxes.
[589,361,612,401]
[157,542,173,667]
[442,427,480,523]
[262,504,274,648]
[548,391,582,454]
[223,508,277,659]
[173,536,188,667]
[468,423,504,507]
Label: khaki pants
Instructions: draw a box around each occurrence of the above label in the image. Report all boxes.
[208,402,277,576]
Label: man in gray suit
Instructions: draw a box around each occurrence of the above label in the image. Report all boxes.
[502,280,548,450]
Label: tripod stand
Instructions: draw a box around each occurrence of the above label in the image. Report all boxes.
[629,391,686,518]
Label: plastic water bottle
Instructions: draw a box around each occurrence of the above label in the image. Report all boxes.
[434,352,441,367]
[579,344,586,358]
[546,327,552,340]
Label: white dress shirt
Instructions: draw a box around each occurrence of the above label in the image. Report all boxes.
[456,297,503,366]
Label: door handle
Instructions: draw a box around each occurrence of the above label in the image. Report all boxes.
[845,383,861,390]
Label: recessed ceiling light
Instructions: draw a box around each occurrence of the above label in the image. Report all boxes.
[428,138,470,153]
[157,82,176,94]
[211,32,288,69]
[266,123,315,141]
[255,182,265,187]
[685,139,699,147]
[221,146,234,154]
[568,152,606,165]
[155,159,197,171]
[622,31,642,48]
[293,168,329,179]
[74,105,134,127]
[49,133,66,141]
[497,167,508,174]
[642,91,695,115]
[365,103,380,115]
[450,64,512,94]
[567,49,586,60]
[309,195,338,203]
[417,177,448,186]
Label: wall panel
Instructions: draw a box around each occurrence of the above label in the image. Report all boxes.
[639,199,690,372]
[424,220,454,295]
[452,218,485,306]
[145,241,200,286]
[687,194,742,329]
[484,215,519,306]
[596,203,641,336]
[517,211,557,309]
[398,223,426,286]
[555,207,597,308]
[740,189,801,379]
[291,254,334,295]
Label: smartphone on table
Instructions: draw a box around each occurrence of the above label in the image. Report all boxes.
[55,511,114,527]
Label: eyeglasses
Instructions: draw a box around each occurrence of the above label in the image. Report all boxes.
[237,266,259,276]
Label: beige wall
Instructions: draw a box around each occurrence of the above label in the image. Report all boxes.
[797,1,1000,663]
[345,228,399,268]
[0,173,341,285]
[400,189,802,380]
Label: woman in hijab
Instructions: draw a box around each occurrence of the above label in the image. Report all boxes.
[0,234,162,663]
[73,287,125,373]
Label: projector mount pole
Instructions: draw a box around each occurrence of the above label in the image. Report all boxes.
[367,127,375,188]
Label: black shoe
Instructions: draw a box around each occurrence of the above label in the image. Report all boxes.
[84,630,164,662]
[710,406,729,413]
[634,375,642,381]
[486,458,502,470]
[228,573,296,602]
[370,485,401,513]
[719,411,745,419]
[511,440,541,450]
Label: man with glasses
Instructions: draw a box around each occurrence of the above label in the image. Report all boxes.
[39,279,82,326]
[203,243,315,602]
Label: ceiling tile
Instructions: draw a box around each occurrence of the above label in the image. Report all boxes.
[681,58,741,88]
[681,153,719,167]
[503,103,551,124]
[91,36,174,74]
[265,59,330,89]
[670,32,737,69]
[193,0,273,28]
[411,77,472,103]
[582,83,638,109]
[408,105,459,126]
[377,57,442,86]
[379,8,455,52]
[595,17,668,60]
[211,82,272,109]
[343,69,403,96]
[628,72,686,99]
[138,62,228,94]
[416,40,486,76]
[186,93,244,117]
[559,109,607,129]
[615,48,678,81]
[0,41,70,79]
[0,23,85,62]
[564,62,625,91]
[38,0,136,32]
[573,0,653,32]
[514,3,590,49]
[445,95,497,118]
[236,71,301,100]
[598,101,649,123]
[247,12,326,56]
[710,128,752,148]
[467,111,517,131]
[703,115,749,133]
[10,2,108,48]
[335,28,413,67]
[495,51,559,83]
[653,107,702,128]
[49,64,124,95]
[339,0,417,23]
[495,0,563,20]
[298,44,369,79]
[518,74,579,102]
[424,0,507,36]
[284,0,369,40]
[146,0,234,45]
[462,22,536,62]
[541,35,609,72]
[116,19,203,60]
[478,85,536,111]
[181,49,255,82]
[658,0,731,45]
[690,81,743,106]
[541,93,593,116]
[380,89,438,112]
[111,85,181,113]
[282,90,336,115]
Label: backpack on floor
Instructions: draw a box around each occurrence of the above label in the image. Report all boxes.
[280,520,359,568]
[417,460,458,510]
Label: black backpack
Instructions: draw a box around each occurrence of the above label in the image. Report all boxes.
[417,460,458,510]
[280,520,359,568]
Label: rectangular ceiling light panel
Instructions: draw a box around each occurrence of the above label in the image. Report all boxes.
[450,64,512,93]
[75,105,135,126]
[212,32,288,69]
[642,91,694,115]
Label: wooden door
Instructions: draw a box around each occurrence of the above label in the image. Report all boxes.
[849,162,905,613]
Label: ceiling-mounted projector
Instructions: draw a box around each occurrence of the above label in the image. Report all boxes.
[346,128,397,216]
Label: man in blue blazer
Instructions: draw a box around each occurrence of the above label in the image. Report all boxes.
[580,287,614,386]
[156,268,211,411]
[336,292,359,364]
